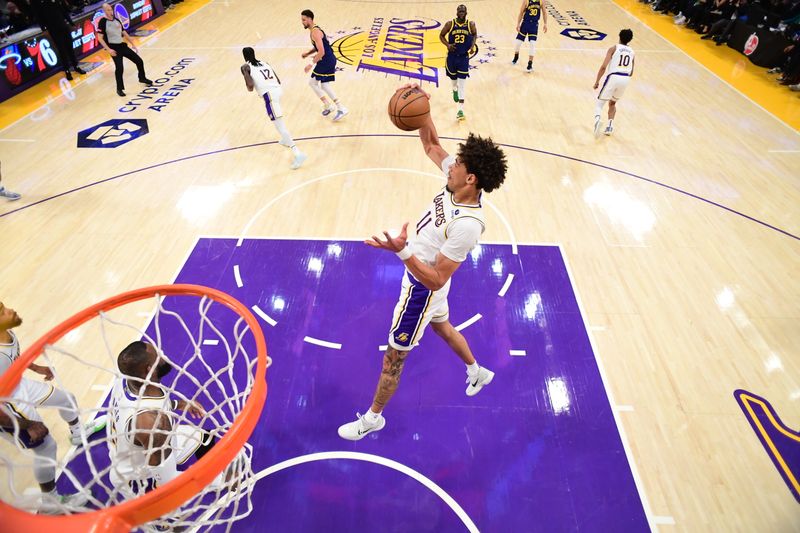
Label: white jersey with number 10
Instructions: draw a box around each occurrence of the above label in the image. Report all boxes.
[608,44,634,76]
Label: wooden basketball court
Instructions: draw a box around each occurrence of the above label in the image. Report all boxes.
[1,0,798,530]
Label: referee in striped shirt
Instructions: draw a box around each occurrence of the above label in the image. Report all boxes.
[96,2,153,96]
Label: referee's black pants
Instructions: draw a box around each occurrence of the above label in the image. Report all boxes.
[109,43,148,91]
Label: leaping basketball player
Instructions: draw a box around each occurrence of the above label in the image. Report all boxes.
[440,4,477,121]
[512,0,548,73]
[593,29,635,137]
[240,47,307,170]
[338,84,508,441]
[300,9,349,122]
[0,301,106,513]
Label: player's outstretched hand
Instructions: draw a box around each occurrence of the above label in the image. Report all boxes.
[178,400,206,419]
[366,222,409,253]
[593,82,599,89]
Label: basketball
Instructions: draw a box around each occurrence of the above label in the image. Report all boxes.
[388,87,430,131]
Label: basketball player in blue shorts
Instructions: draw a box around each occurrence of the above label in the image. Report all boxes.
[512,0,548,73]
[439,4,477,121]
[337,84,508,441]
[300,9,348,122]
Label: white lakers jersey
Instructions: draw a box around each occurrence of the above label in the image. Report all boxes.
[248,61,281,95]
[0,331,20,373]
[608,44,635,76]
[410,155,485,266]
[108,378,172,477]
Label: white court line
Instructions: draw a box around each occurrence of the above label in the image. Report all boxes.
[251,304,277,326]
[455,313,482,332]
[559,246,658,531]
[90,384,108,391]
[303,336,342,350]
[767,150,800,153]
[616,405,635,412]
[233,264,243,288]
[202,339,219,346]
[378,344,388,351]
[234,168,518,255]
[251,452,479,533]
[509,349,527,357]
[498,273,515,297]
[653,516,676,525]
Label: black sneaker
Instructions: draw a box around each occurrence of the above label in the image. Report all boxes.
[74,66,86,74]
[65,70,73,81]
[117,89,126,97]
[139,78,154,86]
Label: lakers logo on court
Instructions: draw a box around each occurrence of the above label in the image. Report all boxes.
[77,118,149,148]
[330,17,494,86]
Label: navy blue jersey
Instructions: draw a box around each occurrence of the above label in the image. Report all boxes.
[522,0,543,27]
[311,25,334,57]
[447,19,472,56]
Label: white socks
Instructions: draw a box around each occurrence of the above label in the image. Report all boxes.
[321,83,339,107]
[595,99,605,117]
[273,118,295,147]
[466,362,479,377]
[308,78,326,98]
[364,410,381,424]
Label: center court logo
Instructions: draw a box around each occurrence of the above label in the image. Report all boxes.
[560,28,606,41]
[77,118,149,148]
[330,17,494,86]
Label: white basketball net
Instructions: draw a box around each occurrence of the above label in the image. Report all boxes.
[0,291,266,532]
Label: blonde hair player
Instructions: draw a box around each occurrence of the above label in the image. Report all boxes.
[0,301,106,513]
[337,84,508,441]
[240,47,307,170]
[300,9,349,122]
[593,29,635,137]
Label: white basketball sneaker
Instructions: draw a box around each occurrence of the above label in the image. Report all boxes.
[333,106,349,122]
[69,415,107,446]
[604,123,614,136]
[291,152,308,170]
[593,115,602,137]
[337,412,385,441]
[465,367,495,397]
[39,491,89,514]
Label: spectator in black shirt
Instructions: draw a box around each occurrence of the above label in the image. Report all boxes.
[96,2,152,97]
[29,0,85,80]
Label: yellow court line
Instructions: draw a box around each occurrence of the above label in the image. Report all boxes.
[0,0,211,131]
[611,0,800,131]
[741,394,800,494]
